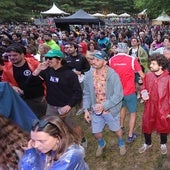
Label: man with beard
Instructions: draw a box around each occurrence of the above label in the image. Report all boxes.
[65,42,90,80]
[65,42,90,115]
[2,44,46,118]
[83,50,126,157]
[139,53,170,155]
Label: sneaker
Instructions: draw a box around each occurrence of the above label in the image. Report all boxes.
[139,143,152,153]
[127,133,138,143]
[161,144,167,155]
[81,138,87,149]
[119,145,126,155]
[95,142,106,157]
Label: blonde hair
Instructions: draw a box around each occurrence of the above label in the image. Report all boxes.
[38,44,51,55]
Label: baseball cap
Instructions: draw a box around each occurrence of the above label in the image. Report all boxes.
[93,50,108,60]
[44,49,64,58]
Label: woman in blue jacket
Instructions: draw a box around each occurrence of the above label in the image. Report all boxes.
[19,115,88,170]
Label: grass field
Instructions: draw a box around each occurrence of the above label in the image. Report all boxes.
[78,102,170,170]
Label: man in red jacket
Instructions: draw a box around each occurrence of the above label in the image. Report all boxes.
[139,53,170,155]
[2,44,46,118]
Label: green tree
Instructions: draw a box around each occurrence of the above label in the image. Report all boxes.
[0,0,170,21]
[134,0,170,18]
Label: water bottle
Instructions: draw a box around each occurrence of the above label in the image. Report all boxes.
[141,89,149,100]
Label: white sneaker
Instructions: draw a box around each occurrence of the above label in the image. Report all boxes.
[161,144,167,155]
[119,145,126,155]
[139,143,152,153]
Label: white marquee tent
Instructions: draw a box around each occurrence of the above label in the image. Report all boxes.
[152,11,170,25]
[92,13,105,17]
[106,13,118,17]
[153,12,170,22]
[119,13,130,17]
[41,3,69,15]
[138,9,147,16]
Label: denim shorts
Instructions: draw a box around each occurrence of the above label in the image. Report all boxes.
[122,93,137,113]
[91,112,121,133]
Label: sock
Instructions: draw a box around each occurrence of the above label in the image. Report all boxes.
[97,138,105,147]
[118,138,125,147]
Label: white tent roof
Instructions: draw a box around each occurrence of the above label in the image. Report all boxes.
[138,9,147,16]
[41,3,69,15]
[92,13,105,17]
[119,13,130,17]
[153,12,170,22]
[106,13,118,17]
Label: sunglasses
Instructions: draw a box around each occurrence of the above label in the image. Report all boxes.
[32,119,59,131]
[45,57,55,60]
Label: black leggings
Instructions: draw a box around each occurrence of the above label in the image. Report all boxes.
[144,133,167,145]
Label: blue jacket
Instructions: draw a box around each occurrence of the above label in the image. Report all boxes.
[19,144,89,170]
[0,82,37,131]
[83,66,123,116]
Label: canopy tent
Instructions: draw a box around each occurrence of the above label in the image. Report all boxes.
[92,13,105,17]
[138,9,147,16]
[54,9,105,24]
[152,11,170,25]
[41,3,69,15]
[153,12,170,22]
[54,9,105,31]
[106,13,118,17]
[119,13,130,17]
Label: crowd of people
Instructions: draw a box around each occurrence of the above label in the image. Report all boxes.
[0,22,170,169]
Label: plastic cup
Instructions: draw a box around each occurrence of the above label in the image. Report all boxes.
[141,89,149,100]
